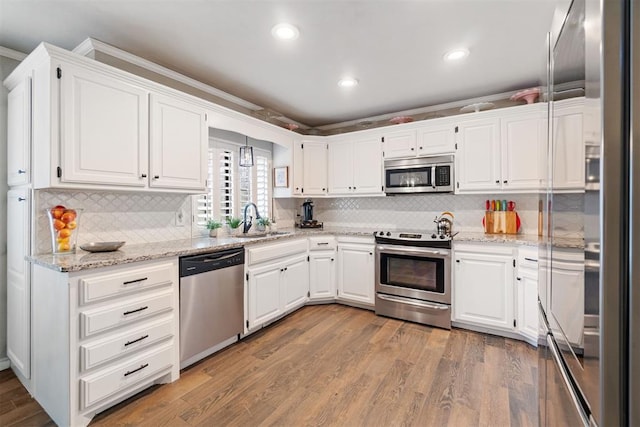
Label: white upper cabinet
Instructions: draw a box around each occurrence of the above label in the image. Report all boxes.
[456,117,501,192]
[149,93,207,191]
[501,111,545,190]
[292,141,304,195]
[416,120,456,156]
[7,76,31,187]
[381,129,416,159]
[59,61,149,187]
[552,98,585,191]
[456,105,545,193]
[301,140,328,196]
[328,135,382,195]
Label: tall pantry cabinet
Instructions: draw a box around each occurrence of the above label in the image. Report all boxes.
[6,72,33,385]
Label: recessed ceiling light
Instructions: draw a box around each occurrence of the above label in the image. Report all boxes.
[338,77,359,88]
[443,49,470,61]
[271,23,299,41]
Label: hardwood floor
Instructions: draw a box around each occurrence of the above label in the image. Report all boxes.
[0,304,538,426]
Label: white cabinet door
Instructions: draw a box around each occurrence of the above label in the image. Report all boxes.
[7,76,31,186]
[328,140,353,194]
[7,188,31,378]
[302,141,328,195]
[453,250,514,331]
[417,122,456,156]
[337,243,375,305]
[59,62,149,187]
[149,93,207,191]
[292,141,304,195]
[247,263,282,328]
[502,113,544,190]
[382,129,416,159]
[282,255,309,311]
[517,268,539,342]
[353,136,382,194]
[309,251,336,299]
[456,118,501,192]
[553,103,584,190]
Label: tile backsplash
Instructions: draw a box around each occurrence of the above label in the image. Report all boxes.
[275,193,584,237]
[35,189,583,254]
[36,190,193,254]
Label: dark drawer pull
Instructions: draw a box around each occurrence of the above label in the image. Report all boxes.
[123,306,148,316]
[524,257,538,263]
[123,277,148,285]
[317,242,329,246]
[124,334,149,347]
[124,363,149,377]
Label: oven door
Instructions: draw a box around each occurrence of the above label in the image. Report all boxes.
[375,244,451,305]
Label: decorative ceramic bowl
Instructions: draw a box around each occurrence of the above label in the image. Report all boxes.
[389,116,414,124]
[80,241,126,253]
[510,87,541,104]
[460,102,495,113]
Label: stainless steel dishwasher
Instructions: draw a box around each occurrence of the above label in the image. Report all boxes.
[179,247,244,368]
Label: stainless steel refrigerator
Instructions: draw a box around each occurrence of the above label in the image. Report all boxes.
[538,0,638,425]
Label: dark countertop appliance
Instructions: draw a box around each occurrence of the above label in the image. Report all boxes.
[298,199,323,228]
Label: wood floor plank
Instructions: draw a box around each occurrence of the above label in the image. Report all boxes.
[0,304,538,426]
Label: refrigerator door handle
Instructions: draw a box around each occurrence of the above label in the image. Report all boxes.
[546,334,590,427]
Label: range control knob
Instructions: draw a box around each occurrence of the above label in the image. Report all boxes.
[379,231,385,236]
[431,234,437,239]
[386,232,391,236]
[439,234,445,239]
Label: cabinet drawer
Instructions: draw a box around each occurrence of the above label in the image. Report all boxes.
[79,343,173,410]
[247,239,308,266]
[80,316,174,372]
[309,236,336,251]
[80,290,173,339]
[79,262,175,306]
[518,246,539,270]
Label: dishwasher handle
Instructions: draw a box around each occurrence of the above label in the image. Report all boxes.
[180,247,245,277]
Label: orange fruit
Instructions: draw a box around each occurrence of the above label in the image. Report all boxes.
[66,221,77,230]
[58,242,71,252]
[53,219,66,231]
[58,229,72,238]
[61,211,77,223]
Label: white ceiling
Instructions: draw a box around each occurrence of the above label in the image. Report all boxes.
[0,0,558,128]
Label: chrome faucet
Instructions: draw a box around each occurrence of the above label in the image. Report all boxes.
[242,203,261,234]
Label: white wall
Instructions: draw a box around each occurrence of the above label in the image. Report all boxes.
[1,53,23,365]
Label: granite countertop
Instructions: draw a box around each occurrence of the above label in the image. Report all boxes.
[29,227,583,273]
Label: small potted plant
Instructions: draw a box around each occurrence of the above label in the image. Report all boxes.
[226,216,243,236]
[256,217,271,232]
[206,219,222,238]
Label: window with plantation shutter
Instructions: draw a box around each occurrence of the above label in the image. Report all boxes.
[193,138,272,233]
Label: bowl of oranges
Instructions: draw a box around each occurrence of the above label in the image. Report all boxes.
[46,205,82,254]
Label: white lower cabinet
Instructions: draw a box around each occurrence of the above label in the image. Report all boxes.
[515,246,540,344]
[337,237,375,306]
[30,259,180,427]
[246,239,310,330]
[453,244,516,332]
[308,236,337,300]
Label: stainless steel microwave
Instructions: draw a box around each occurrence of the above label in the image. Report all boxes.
[384,155,454,194]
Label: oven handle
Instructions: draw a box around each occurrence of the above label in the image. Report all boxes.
[376,245,449,257]
[377,293,449,310]
[431,166,436,189]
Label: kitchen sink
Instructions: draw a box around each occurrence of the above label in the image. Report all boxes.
[237,231,291,239]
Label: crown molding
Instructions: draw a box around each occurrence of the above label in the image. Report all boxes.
[0,46,27,61]
[73,37,263,112]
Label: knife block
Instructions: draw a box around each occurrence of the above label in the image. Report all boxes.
[484,211,518,234]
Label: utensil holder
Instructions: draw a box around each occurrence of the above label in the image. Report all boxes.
[46,207,82,254]
[484,211,518,234]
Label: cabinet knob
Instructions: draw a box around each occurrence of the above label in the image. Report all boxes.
[456,260,460,263]
[495,180,500,184]
[419,146,423,150]
[284,267,288,271]
[369,252,373,256]
[17,169,26,174]
[517,277,521,281]
[353,187,356,190]
[17,197,26,202]
[153,175,160,179]
[348,186,352,190]
[331,258,334,261]
[503,180,508,184]
[141,174,147,178]
[322,188,326,191]
[411,147,415,151]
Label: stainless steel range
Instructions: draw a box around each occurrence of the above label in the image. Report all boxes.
[374,231,452,329]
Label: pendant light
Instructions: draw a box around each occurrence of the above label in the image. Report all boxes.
[239,135,254,167]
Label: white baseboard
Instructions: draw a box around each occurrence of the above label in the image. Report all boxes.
[0,357,11,371]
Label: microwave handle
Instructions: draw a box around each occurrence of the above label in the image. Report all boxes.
[431,166,436,188]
